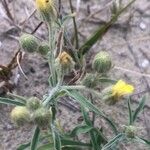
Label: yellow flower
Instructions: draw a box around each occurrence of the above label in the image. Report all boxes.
[35,0,57,22]
[36,0,53,11]
[112,80,134,98]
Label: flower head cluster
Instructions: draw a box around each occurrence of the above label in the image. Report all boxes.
[55,51,75,74]
[11,97,51,128]
[58,51,72,65]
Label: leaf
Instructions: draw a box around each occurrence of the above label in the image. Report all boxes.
[17,142,30,150]
[135,136,150,146]
[81,107,92,126]
[65,90,118,134]
[52,127,61,150]
[0,97,25,106]
[7,92,27,104]
[81,107,100,150]
[78,0,137,56]
[102,133,124,150]
[37,140,91,150]
[98,78,117,84]
[62,139,91,147]
[128,97,133,125]
[68,125,93,137]
[30,126,40,150]
[132,96,146,123]
[37,143,54,150]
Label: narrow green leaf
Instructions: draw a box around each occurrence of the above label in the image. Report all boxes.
[102,133,124,150]
[66,90,118,134]
[37,139,91,150]
[81,108,100,150]
[7,92,27,104]
[62,146,83,150]
[68,125,93,137]
[0,97,25,106]
[31,126,40,150]
[62,139,91,147]
[37,143,54,150]
[78,0,136,56]
[98,78,117,84]
[132,96,146,123]
[81,107,92,126]
[90,131,100,150]
[52,127,61,150]
[128,97,133,125]
[135,136,150,146]
[17,142,30,150]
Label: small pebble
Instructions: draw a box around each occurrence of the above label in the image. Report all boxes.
[0,41,2,47]
[140,59,149,68]
[139,22,147,30]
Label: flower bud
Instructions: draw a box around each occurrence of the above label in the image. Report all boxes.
[33,107,51,127]
[38,42,49,56]
[101,86,115,105]
[92,51,112,74]
[36,0,57,22]
[82,73,98,88]
[20,34,39,53]
[11,106,30,126]
[55,51,75,75]
[26,97,41,111]
[125,125,137,138]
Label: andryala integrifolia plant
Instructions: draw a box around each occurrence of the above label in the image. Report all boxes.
[0,0,150,149]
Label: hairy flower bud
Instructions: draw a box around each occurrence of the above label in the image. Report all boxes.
[55,51,75,74]
[26,97,41,111]
[33,107,51,127]
[20,34,39,53]
[125,125,137,138]
[92,51,112,74]
[11,106,30,126]
[36,0,57,22]
[82,73,98,88]
[38,42,49,56]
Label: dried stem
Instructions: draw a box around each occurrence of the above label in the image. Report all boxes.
[1,0,14,21]
[69,0,79,49]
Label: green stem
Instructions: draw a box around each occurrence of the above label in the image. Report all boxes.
[47,23,57,86]
[89,93,96,126]
[62,85,103,98]
[43,85,60,107]
[7,92,26,103]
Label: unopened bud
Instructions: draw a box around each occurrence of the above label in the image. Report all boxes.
[92,51,112,74]
[11,106,30,126]
[33,107,51,127]
[125,125,137,138]
[26,97,41,111]
[82,73,98,88]
[20,34,39,53]
[38,42,49,56]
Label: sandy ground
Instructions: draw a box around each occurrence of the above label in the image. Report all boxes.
[0,0,150,149]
